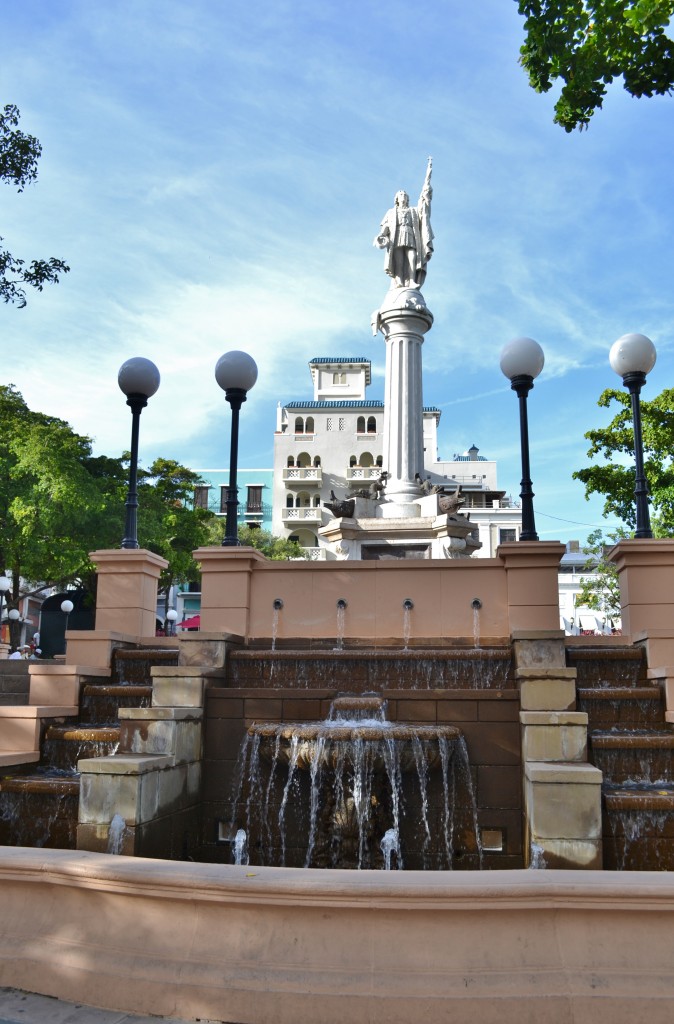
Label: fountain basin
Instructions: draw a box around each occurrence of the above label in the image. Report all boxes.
[250,721,462,772]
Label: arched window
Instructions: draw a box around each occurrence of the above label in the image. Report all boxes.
[287,456,295,467]
[297,451,311,468]
[305,416,314,434]
[361,452,374,467]
[367,416,377,433]
[313,456,321,467]
[294,417,304,434]
[286,494,294,508]
[356,416,366,433]
[376,455,383,468]
[313,494,320,507]
[350,455,357,467]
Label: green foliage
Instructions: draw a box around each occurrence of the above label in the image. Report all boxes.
[205,519,305,560]
[137,459,214,598]
[0,386,213,612]
[573,386,674,532]
[517,1,674,130]
[0,384,116,598]
[575,528,625,618]
[1,104,69,306]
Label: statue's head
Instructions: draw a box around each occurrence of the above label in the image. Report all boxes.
[395,190,409,208]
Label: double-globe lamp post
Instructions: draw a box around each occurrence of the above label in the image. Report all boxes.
[500,337,545,542]
[215,351,258,546]
[118,357,161,549]
[609,332,657,540]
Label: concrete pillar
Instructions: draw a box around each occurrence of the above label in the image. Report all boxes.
[376,290,433,515]
[90,548,168,637]
[193,546,266,639]
[500,542,565,633]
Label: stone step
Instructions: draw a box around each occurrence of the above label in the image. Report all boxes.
[577,687,665,730]
[591,731,674,786]
[603,784,674,870]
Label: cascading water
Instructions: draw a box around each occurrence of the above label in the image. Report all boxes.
[107,813,128,855]
[471,599,482,649]
[334,599,347,652]
[402,599,413,652]
[229,695,482,870]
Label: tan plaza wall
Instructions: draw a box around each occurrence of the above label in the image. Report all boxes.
[1,849,674,1024]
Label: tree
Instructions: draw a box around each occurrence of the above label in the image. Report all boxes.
[575,528,625,620]
[573,385,674,533]
[136,458,214,616]
[0,387,213,644]
[205,519,305,560]
[1,104,69,306]
[517,1,674,130]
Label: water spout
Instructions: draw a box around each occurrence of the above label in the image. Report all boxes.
[402,599,413,651]
[472,599,481,649]
[107,813,127,855]
[380,828,400,870]
[271,599,283,653]
[334,599,347,651]
[233,828,248,865]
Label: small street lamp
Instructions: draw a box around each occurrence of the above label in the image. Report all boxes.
[61,598,74,655]
[165,608,178,636]
[0,577,10,640]
[500,337,545,542]
[215,350,258,547]
[118,357,161,549]
[609,333,657,540]
[7,607,21,651]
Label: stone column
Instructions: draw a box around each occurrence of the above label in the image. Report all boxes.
[375,288,433,517]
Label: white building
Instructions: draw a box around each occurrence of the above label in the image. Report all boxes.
[272,356,522,557]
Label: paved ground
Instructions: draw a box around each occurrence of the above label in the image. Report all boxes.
[0,989,224,1024]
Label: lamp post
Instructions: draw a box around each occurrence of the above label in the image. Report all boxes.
[165,608,178,637]
[609,333,656,540]
[8,607,20,651]
[118,357,161,549]
[215,350,258,546]
[61,598,74,654]
[500,337,545,542]
[0,578,10,642]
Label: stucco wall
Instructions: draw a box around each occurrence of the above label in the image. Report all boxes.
[1,849,673,1024]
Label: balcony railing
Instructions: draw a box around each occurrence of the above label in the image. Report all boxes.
[345,466,381,480]
[299,547,327,561]
[282,507,322,522]
[283,466,323,485]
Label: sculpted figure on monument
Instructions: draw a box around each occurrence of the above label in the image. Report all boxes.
[373,158,434,289]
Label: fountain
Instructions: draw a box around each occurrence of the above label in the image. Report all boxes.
[229,695,480,870]
[4,167,674,1024]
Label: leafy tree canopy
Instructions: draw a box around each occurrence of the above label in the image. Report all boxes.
[1,104,69,306]
[205,519,305,560]
[0,386,213,615]
[575,527,625,618]
[517,1,674,130]
[573,385,674,533]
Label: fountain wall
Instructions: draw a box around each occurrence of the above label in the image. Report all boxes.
[1,849,674,1024]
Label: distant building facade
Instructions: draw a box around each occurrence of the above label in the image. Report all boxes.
[192,468,274,532]
[272,357,522,557]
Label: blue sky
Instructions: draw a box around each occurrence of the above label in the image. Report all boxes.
[3,0,674,545]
